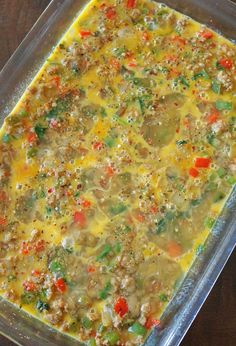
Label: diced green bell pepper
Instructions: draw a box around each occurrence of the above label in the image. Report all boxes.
[104,331,120,345]
[128,322,146,336]
[215,100,232,111]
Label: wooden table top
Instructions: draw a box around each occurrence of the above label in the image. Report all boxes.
[0,1,235,345]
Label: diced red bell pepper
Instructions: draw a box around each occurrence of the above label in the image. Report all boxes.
[111,58,120,71]
[0,217,7,226]
[219,58,233,69]
[128,61,137,67]
[172,35,186,45]
[21,241,31,255]
[82,199,91,208]
[52,76,60,88]
[106,6,116,19]
[0,191,7,201]
[114,297,128,317]
[200,31,213,39]
[195,157,211,168]
[125,51,134,59]
[150,205,158,214]
[27,132,37,143]
[79,30,91,38]
[87,265,96,273]
[127,0,136,9]
[34,239,45,252]
[207,114,218,124]
[135,212,145,223]
[31,270,41,277]
[183,118,190,128]
[74,211,86,227]
[189,167,199,178]
[207,109,219,124]
[142,32,150,41]
[105,165,115,177]
[145,316,160,329]
[23,280,36,292]
[93,142,103,150]
[55,278,67,293]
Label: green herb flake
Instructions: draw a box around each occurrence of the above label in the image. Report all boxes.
[159,293,168,302]
[193,70,209,80]
[96,244,112,261]
[136,96,151,113]
[98,324,106,333]
[217,167,226,178]
[35,124,47,139]
[46,206,52,215]
[174,76,190,88]
[65,247,73,254]
[205,182,218,192]
[38,173,47,179]
[110,203,127,216]
[124,225,131,233]
[87,338,96,346]
[156,218,166,234]
[36,300,49,312]
[191,199,201,207]
[39,288,48,300]
[101,108,107,118]
[159,66,169,73]
[19,109,28,117]
[216,61,224,70]
[114,242,121,254]
[209,172,217,182]
[49,260,64,276]
[27,148,38,158]
[113,47,126,58]
[166,211,175,221]
[207,133,218,148]
[81,316,92,329]
[104,137,116,148]
[38,190,46,199]
[21,292,36,305]
[227,175,236,186]
[215,100,232,111]
[212,80,221,94]
[137,97,145,113]
[128,322,147,336]
[98,282,112,300]
[45,98,69,119]
[104,331,120,346]
[176,139,188,146]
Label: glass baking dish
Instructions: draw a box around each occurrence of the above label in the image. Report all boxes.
[0,0,235,345]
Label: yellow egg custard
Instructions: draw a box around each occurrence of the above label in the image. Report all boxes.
[0,0,235,345]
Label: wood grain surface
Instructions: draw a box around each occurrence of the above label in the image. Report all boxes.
[0,1,235,345]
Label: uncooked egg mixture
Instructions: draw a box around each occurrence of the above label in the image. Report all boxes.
[0,0,235,345]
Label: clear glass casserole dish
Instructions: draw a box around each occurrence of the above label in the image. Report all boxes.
[0,0,235,345]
